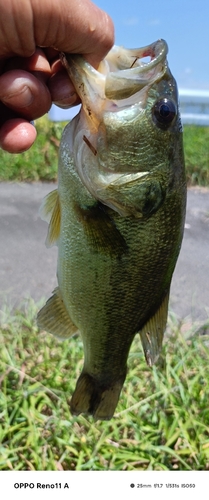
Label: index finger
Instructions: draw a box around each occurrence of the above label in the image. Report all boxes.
[0,0,114,67]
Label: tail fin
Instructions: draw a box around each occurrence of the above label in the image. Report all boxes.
[70,372,125,420]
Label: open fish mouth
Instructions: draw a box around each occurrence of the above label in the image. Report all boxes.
[61,39,168,120]
[105,39,168,99]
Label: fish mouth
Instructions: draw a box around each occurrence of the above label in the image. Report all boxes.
[60,39,168,123]
[105,39,168,100]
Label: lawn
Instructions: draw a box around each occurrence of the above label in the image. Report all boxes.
[0,301,209,471]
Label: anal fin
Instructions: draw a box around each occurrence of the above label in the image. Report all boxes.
[37,287,78,339]
[139,291,169,366]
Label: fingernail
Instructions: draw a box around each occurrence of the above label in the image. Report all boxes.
[2,86,34,107]
[53,92,79,109]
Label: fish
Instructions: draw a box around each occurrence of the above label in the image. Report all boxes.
[37,39,186,420]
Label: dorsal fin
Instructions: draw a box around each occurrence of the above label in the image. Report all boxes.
[139,291,169,366]
[39,189,61,247]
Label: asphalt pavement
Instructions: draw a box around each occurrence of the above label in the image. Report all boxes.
[0,182,208,325]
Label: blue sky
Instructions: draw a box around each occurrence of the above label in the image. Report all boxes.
[94,0,209,90]
[50,0,209,120]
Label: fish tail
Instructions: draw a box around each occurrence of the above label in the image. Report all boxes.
[70,372,125,421]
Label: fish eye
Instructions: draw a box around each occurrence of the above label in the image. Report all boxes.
[152,98,177,128]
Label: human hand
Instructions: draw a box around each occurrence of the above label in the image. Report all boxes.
[0,0,114,153]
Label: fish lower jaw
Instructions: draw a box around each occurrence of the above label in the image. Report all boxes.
[70,371,126,421]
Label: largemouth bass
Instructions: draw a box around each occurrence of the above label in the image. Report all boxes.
[37,39,186,420]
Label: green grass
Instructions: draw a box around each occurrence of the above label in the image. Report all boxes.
[0,117,209,186]
[183,125,209,186]
[0,300,209,471]
[0,117,62,182]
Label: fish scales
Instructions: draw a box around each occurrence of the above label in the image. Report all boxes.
[37,39,186,420]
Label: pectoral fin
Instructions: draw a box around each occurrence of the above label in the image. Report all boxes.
[139,292,169,366]
[39,189,61,247]
[37,287,78,339]
[75,202,128,257]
